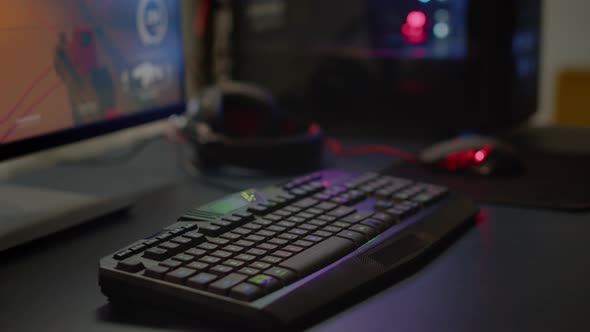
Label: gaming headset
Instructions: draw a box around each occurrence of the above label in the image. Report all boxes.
[182,81,324,172]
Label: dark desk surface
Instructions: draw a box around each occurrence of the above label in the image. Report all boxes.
[1,137,589,332]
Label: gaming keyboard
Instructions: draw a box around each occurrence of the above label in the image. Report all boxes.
[99,170,478,327]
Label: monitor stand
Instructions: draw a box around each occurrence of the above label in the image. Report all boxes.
[0,137,178,251]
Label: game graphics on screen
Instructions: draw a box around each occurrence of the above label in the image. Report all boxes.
[0,0,182,144]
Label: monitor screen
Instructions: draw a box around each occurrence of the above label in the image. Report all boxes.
[0,0,183,151]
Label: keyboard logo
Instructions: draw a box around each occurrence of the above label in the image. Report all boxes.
[241,190,257,203]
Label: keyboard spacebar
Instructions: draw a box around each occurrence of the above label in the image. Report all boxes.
[279,237,356,277]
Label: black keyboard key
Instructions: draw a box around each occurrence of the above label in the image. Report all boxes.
[278,237,356,276]
[212,220,233,228]
[293,198,318,209]
[257,243,278,251]
[293,240,314,248]
[248,274,281,292]
[222,215,243,223]
[210,265,234,276]
[113,250,133,260]
[171,237,193,246]
[221,232,241,241]
[336,230,365,245]
[317,215,337,222]
[165,267,197,284]
[155,232,174,242]
[197,242,218,251]
[233,228,252,236]
[160,259,183,268]
[349,224,377,239]
[172,254,194,263]
[374,200,394,211]
[248,204,268,215]
[234,240,255,248]
[187,273,218,289]
[361,218,390,231]
[268,238,288,246]
[184,248,207,257]
[306,208,323,216]
[181,223,199,231]
[169,228,185,235]
[278,233,299,241]
[186,261,209,272]
[243,222,263,231]
[295,212,315,220]
[234,254,257,262]
[144,265,169,279]
[233,211,254,221]
[237,267,260,276]
[385,208,406,219]
[284,206,302,213]
[277,220,296,228]
[225,259,245,268]
[143,247,169,261]
[211,250,232,259]
[250,261,272,270]
[253,219,273,226]
[264,267,297,284]
[224,245,245,253]
[246,248,267,257]
[274,209,293,217]
[230,283,263,301]
[332,221,352,228]
[308,219,328,227]
[116,258,145,273]
[244,234,265,242]
[199,255,222,265]
[184,231,205,242]
[142,239,159,248]
[315,202,337,211]
[256,230,276,238]
[199,224,222,236]
[302,235,323,243]
[312,230,332,238]
[209,238,230,246]
[283,245,304,253]
[373,212,397,224]
[261,256,283,265]
[267,225,286,233]
[299,223,318,231]
[341,211,374,224]
[286,216,306,224]
[323,225,343,233]
[273,250,293,259]
[129,244,146,253]
[289,228,308,236]
[262,214,282,222]
[327,206,356,218]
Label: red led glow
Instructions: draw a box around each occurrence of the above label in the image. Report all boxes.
[474,150,486,163]
[322,180,329,187]
[407,11,427,28]
[401,24,426,44]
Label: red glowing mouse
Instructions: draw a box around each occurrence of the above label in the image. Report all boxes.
[419,135,523,176]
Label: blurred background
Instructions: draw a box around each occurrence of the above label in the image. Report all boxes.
[183,0,590,130]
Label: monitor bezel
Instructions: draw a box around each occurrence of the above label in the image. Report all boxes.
[0,1,186,162]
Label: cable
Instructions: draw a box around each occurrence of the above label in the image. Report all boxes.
[324,137,418,163]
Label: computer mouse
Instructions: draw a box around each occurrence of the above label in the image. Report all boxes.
[419,135,523,176]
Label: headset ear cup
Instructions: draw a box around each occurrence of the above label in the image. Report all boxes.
[184,82,324,173]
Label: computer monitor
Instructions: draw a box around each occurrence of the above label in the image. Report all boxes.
[0,0,184,161]
[230,0,541,135]
[0,0,185,251]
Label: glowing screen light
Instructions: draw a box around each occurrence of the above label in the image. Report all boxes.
[407,11,427,28]
[433,22,450,39]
